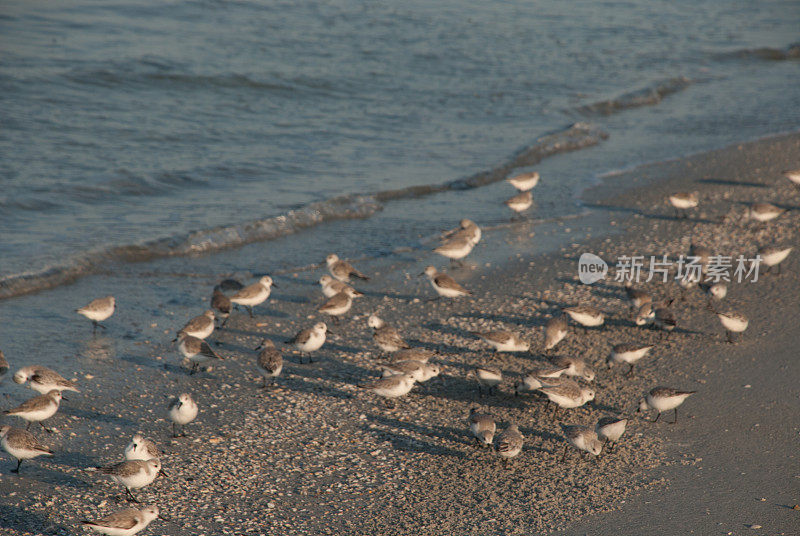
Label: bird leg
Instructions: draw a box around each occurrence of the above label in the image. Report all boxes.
[626,363,635,377]
[653,412,660,423]
[39,421,53,434]
[561,445,569,463]
[671,408,679,425]
[125,488,140,503]
[12,459,22,473]
[247,306,254,318]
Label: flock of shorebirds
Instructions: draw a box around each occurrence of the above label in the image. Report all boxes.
[0,168,797,535]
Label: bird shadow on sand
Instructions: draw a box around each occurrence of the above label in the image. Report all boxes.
[362,413,467,458]
[60,406,136,428]
[0,504,72,534]
[697,177,770,188]
[4,462,92,490]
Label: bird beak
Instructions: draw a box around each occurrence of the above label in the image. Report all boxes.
[254,344,263,351]
[158,468,169,478]
[418,272,425,277]
[61,395,70,401]
[327,329,335,336]
[272,282,279,288]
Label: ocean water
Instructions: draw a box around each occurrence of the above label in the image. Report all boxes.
[1,0,799,298]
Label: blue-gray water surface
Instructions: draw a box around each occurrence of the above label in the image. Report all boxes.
[1,0,799,296]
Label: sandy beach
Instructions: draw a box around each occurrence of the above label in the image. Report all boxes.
[1,132,799,535]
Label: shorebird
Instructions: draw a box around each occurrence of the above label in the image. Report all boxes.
[255,339,283,388]
[3,390,62,432]
[634,302,655,327]
[82,506,161,536]
[0,425,53,473]
[76,296,115,334]
[229,276,276,318]
[441,219,481,246]
[167,393,198,437]
[607,343,654,376]
[538,379,595,420]
[319,275,363,299]
[550,356,595,381]
[174,310,215,341]
[758,246,792,274]
[467,365,503,396]
[468,408,496,448]
[124,433,162,462]
[13,366,79,394]
[543,314,568,351]
[699,282,727,310]
[561,425,603,462]
[318,287,360,324]
[286,322,328,363]
[422,266,472,299]
[434,235,475,264]
[177,333,224,375]
[470,330,529,352]
[210,286,232,327]
[514,365,566,396]
[368,315,410,352]
[623,281,652,311]
[504,190,533,215]
[783,169,800,189]
[667,192,698,218]
[358,373,416,407]
[326,254,370,282]
[746,202,786,223]
[562,305,604,328]
[495,423,524,466]
[386,348,436,364]
[689,243,712,273]
[217,279,244,292]
[653,302,677,339]
[507,171,540,192]
[715,311,748,343]
[380,360,440,383]
[638,387,695,424]
[0,350,7,383]
[94,458,166,503]
[595,417,628,453]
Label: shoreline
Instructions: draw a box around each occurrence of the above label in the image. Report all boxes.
[1,132,798,534]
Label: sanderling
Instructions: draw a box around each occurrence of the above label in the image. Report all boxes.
[82,506,161,536]
[124,433,162,462]
[561,425,603,462]
[210,286,232,327]
[562,305,604,328]
[514,365,566,395]
[689,243,712,272]
[318,287,359,324]
[368,315,410,352]
[167,393,198,437]
[595,417,628,453]
[0,350,7,382]
[607,343,653,376]
[543,314,568,351]
[174,310,215,341]
[3,390,62,433]
[654,303,677,339]
[76,296,115,334]
[0,425,53,473]
[634,302,655,327]
[467,365,503,396]
[747,202,786,222]
[538,379,595,420]
[715,310,748,343]
[13,365,79,394]
[177,333,225,375]
[286,322,328,363]
[229,276,276,318]
[358,373,416,407]
[470,330,529,352]
[95,458,166,503]
[467,408,496,448]
[422,266,472,298]
[495,423,524,465]
[326,254,370,282]
[434,235,474,264]
[218,278,244,292]
[441,219,481,246]
[381,360,440,383]
[758,245,792,274]
[699,282,727,309]
[255,339,283,388]
[319,275,363,299]
[507,171,540,192]
[550,356,595,381]
[504,190,533,214]
[783,169,800,189]
[386,348,436,364]
[623,281,652,310]
[638,387,695,424]
[667,192,698,218]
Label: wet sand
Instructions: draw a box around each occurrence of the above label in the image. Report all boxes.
[1,133,798,535]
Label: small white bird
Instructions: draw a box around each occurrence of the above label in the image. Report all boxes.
[319,275,363,299]
[607,343,654,376]
[467,365,503,396]
[255,339,283,388]
[422,266,472,298]
[504,190,533,214]
[95,458,166,503]
[468,408,496,447]
[167,393,198,437]
[638,387,696,424]
[470,330,529,352]
[318,287,360,323]
[82,506,161,536]
[174,310,215,340]
[514,364,566,396]
[667,192,699,218]
[441,219,481,246]
[387,348,436,364]
[562,305,604,328]
[358,373,416,407]
[495,423,524,465]
[368,315,410,352]
[758,246,792,275]
[783,169,800,189]
[210,286,232,327]
[715,311,748,343]
[380,360,440,383]
[286,322,328,363]
[13,365,79,394]
[543,314,568,351]
[561,425,603,462]
[634,302,655,327]
[124,433,161,462]
[434,235,474,264]
[507,171,540,192]
[595,417,628,452]
[177,333,224,375]
[76,296,116,334]
[229,276,276,318]
[0,425,54,473]
[550,356,595,381]
[3,390,62,433]
[538,379,595,420]
[747,202,786,222]
[326,254,370,282]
